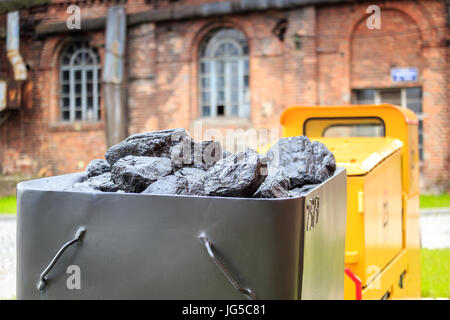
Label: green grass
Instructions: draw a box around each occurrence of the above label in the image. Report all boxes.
[421,248,450,298]
[0,195,16,214]
[420,193,450,209]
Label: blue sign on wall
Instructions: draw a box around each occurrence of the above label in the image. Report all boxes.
[391,68,418,82]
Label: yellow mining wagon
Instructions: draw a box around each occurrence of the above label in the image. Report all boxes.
[280,104,421,300]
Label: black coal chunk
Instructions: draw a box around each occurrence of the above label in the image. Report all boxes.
[68,173,118,192]
[85,159,110,178]
[174,167,206,186]
[111,155,173,193]
[266,136,336,189]
[104,128,190,165]
[142,175,189,195]
[190,149,267,197]
[197,140,224,170]
[222,151,232,159]
[288,184,318,197]
[253,167,290,198]
[170,140,223,170]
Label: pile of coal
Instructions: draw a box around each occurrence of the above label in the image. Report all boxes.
[68,128,336,198]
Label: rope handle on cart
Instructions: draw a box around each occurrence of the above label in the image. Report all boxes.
[199,233,257,300]
[37,226,86,291]
[344,268,362,300]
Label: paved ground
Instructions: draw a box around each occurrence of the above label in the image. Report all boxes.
[419,208,450,249]
[0,209,449,299]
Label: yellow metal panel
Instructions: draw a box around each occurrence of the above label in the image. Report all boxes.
[343,177,365,299]
[357,191,364,213]
[363,150,403,285]
[311,137,403,176]
[344,151,403,297]
[344,274,357,300]
[362,249,409,300]
[361,198,420,300]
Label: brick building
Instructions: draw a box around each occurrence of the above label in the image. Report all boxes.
[0,0,448,192]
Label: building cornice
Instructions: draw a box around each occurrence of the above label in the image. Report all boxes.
[35,0,357,37]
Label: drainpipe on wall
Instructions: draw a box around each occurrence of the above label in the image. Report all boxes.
[102,6,127,147]
[0,81,6,113]
[7,11,27,81]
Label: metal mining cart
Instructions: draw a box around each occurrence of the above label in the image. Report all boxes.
[16,167,347,300]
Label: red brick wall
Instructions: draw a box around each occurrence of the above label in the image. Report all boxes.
[351,9,421,89]
[316,0,449,192]
[0,0,448,191]
[0,26,107,175]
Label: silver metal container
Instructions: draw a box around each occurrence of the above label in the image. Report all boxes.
[17,167,346,300]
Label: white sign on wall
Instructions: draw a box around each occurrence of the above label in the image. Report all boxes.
[391,68,418,82]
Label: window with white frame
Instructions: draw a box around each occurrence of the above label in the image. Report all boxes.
[60,40,101,122]
[199,28,250,118]
[353,87,424,160]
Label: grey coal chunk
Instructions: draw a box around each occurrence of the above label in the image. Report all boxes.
[111,155,173,193]
[170,140,223,170]
[196,140,223,170]
[174,167,206,186]
[191,149,267,197]
[142,175,189,195]
[266,136,336,189]
[222,151,232,159]
[104,128,191,165]
[288,184,318,198]
[67,173,118,192]
[253,167,290,198]
[85,159,110,178]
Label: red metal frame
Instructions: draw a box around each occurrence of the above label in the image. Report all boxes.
[345,268,362,300]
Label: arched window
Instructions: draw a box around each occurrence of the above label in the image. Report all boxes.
[199,28,249,118]
[60,40,101,122]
